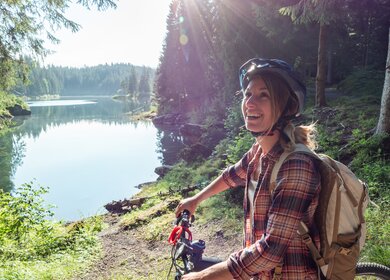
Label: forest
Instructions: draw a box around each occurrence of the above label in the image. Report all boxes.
[155,0,389,129]
[12,61,155,98]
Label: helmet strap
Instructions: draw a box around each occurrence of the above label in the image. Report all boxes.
[250,130,274,137]
[248,117,290,138]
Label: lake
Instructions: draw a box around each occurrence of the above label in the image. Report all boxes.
[0,97,161,221]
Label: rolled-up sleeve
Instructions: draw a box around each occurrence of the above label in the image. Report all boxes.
[222,143,258,188]
[227,154,320,279]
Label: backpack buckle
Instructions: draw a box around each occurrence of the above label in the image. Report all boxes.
[273,264,283,280]
[301,233,312,245]
[338,247,352,255]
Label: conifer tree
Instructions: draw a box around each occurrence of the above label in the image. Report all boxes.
[138,67,151,96]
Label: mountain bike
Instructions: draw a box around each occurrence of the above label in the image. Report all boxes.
[167,209,220,279]
[168,210,390,280]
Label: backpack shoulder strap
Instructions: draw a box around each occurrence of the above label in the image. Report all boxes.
[270,144,328,276]
[270,143,318,194]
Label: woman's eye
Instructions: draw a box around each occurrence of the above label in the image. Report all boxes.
[259,91,269,98]
[244,91,252,98]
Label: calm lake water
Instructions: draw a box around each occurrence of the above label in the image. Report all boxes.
[1,97,161,221]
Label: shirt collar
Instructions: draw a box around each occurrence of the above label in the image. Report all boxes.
[260,142,284,163]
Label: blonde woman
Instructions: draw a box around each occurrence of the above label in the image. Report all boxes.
[176,58,321,280]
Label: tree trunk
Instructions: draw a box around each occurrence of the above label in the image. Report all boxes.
[376,27,390,135]
[316,23,328,107]
[327,46,332,84]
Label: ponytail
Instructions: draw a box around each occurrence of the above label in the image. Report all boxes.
[280,122,317,151]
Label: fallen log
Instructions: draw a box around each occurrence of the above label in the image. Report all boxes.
[104,197,148,214]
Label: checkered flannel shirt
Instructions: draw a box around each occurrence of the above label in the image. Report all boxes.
[222,142,321,280]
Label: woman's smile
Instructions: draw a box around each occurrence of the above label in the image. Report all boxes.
[242,77,273,133]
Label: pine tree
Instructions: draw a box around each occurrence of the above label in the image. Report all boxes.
[127,66,138,99]
[138,67,151,96]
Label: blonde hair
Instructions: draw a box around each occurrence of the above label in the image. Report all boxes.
[281,122,317,151]
[251,73,317,150]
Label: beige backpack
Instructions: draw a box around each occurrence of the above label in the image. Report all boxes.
[270,143,369,280]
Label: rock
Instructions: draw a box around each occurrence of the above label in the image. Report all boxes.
[180,123,205,145]
[7,104,31,116]
[154,165,173,179]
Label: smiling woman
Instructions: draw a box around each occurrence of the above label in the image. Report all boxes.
[44,0,172,68]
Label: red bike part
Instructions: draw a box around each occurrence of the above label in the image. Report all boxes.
[168,226,192,245]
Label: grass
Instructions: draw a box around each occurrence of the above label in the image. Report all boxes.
[0,246,101,280]
[0,183,104,279]
[361,206,390,266]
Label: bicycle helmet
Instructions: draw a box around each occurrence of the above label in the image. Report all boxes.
[239,58,306,117]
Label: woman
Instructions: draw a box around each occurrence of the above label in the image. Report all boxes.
[175,58,321,280]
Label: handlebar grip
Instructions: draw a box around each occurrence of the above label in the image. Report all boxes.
[176,209,195,225]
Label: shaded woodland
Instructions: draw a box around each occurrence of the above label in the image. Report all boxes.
[154,0,389,142]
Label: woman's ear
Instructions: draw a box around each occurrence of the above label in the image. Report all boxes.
[286,95,299,117]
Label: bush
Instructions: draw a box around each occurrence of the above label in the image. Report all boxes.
[0,182,103,278]
[225,130,253,165]
[0,182,54,247]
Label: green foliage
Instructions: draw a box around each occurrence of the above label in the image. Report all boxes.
[162,163,196,189]
[338,68,385,97]
[361,206,390,266]
[350,133,390,166]
[316,124,344,158]
[279,0,342,25]
[348,133,390,205]
[225,131,254,165]
[197,193,242,235]
[224,102,245,138]
[357,161,390,205]
[0,90,28,119]
[0,183,103,279]
[0,182,53,245]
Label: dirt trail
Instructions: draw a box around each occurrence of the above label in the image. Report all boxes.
[76,214,241,280]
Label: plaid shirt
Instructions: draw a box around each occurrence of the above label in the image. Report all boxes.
[222,142,321,280]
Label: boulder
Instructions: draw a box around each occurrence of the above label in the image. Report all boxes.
[180,123,205,145]
[154,165,174,179]
[7,104,31,116]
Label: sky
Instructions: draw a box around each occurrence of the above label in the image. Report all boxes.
[44,0,172,68]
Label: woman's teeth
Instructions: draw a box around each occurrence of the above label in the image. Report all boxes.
[247,114,261,119]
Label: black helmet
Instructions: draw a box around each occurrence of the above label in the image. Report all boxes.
[239,58,306,117]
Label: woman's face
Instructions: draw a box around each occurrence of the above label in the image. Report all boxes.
[241,77,274,133]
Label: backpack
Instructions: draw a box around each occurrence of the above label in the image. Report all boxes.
[270,143,369,280]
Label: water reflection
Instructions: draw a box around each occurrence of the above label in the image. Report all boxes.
[156,127,185,166]
[0,134,25,192]
[12,97,151,141]
[0,96,161,220]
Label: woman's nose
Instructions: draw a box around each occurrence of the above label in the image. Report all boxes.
[244,96,256,108]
